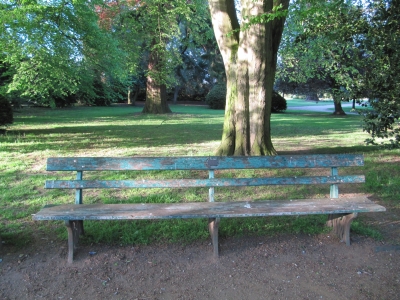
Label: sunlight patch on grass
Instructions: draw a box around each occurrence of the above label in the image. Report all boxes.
[1,105,396,247]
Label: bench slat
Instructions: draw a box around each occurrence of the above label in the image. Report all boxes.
[47,154,364,171]
[45,175,365,189]
[32,197,385,221]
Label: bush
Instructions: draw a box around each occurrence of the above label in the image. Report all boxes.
[0,94,13,127]
[206,85,287,112]
[53,93,77,108]
[271,91,287,113]
[205,84,226,109]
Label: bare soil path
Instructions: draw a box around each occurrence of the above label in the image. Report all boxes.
[1,205,399,300]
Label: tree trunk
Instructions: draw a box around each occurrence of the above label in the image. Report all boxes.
[142,43,171,114]
[209,0,289,156]
[306,92,319,102]
[173,85,180,104]
[332,93,346,115]
[127,87,136,106]
[333,100,346,115]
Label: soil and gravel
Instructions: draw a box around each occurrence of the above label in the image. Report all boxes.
[1,204,399,300]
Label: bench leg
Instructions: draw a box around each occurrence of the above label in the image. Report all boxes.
[208,218,220,258]
[326,213,358,246]
[65,220,84,263]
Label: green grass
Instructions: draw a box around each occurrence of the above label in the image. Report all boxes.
[1,103,398,248]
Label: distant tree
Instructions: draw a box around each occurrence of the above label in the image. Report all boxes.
[98,0,212,113]
[278,0,367,115]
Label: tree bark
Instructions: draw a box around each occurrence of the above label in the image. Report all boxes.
[332,91,346,115]
[142,42,171,114]
[173,85,180,104]
[209,0,289,156]
[333,100,346,115]
[127,87,136,106]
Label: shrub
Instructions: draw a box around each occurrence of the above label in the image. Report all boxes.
[271,91,287,113]
[206,85,287,113]
[205,84,226,109]
[53,93,77,108]
[0,94,13,127]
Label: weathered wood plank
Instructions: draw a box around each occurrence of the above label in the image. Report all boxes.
[46,154,364,171]
[32,197,385,221]
[45,175,365,189]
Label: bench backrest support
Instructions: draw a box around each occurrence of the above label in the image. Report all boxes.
[46,154,365,204]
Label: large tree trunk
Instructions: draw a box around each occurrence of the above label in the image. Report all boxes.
[332,88,346,115]
[209,0,240,156]
[209,0,289,156]
[142,43,171,114]
[333,99,346,115]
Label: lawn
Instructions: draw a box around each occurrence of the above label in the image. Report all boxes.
[0,103,399,247]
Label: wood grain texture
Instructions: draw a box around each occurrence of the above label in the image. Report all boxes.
[33,197,385,221]
[46,154,364,171]
[45,175,365,189]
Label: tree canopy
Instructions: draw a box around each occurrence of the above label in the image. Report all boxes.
[361,0,400,148]
[278,0,400,147]
[1,0,398,149]
[0,0,125,106]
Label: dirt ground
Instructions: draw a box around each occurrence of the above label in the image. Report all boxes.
[1,203,399,300]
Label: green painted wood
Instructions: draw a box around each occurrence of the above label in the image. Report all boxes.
[209,170,215,202]
[330,167,339,198]
[46,154,364,171]
[32,197,386,221]
[75,171,83,204]
[45,175,365,189]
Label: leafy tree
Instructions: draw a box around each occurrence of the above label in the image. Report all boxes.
[0,0,124,107]
[206,83,226,109]
[100,0,213,113]
[361,0,400,148]
[208,0,289,156]
[271,91,287,113]
[172,39,220,103]
[278,0,367,115]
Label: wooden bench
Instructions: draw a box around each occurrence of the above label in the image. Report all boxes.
[33,154,385,263]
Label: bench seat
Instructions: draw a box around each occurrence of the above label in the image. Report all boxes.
[34,197,384,220]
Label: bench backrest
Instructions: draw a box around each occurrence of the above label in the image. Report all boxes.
[46,154,365,204]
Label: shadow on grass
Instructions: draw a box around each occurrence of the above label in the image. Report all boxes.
[2,108,368,154]
[2,124,221,153]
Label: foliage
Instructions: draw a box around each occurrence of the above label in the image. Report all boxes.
[227,3,289,37]
[279,0,367,100]
[271,91,287,113]
[97,0,215,112]
[0,0,126,107]
[173,39,222,101]
[279,0,400,140]
[279,0,371,113]
[206,84,286,112]
[0,94,13,127]
[206,84,227,109]
[360,0,400,148]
